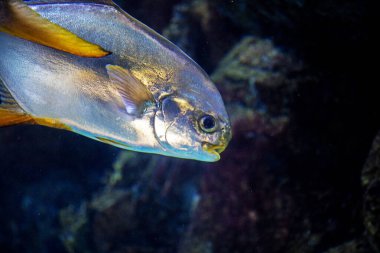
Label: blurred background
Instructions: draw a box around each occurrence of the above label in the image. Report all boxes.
[0,0,377,252]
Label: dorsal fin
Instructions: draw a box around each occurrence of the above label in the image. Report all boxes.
[0,0,111,58]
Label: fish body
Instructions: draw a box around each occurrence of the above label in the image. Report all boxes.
[0,0,231,161]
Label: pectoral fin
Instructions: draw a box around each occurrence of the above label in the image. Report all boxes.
[0,0,110,58]
[106,65,155,116]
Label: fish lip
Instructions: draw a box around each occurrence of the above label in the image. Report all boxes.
[202,142,227,156]
[201,122,231,158]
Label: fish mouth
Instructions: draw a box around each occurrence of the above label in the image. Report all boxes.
[202,126,231,160]
[202,142,227,157]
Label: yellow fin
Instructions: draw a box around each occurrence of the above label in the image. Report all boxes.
[95,136,128,148]
[0,77,71,129]
[34,117,71,131]
[0,109,71,130]
[0,0,110,58]
[0,77,33,126]
[0,108,33,126]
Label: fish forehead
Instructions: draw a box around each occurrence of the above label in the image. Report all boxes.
[30,2,227,115]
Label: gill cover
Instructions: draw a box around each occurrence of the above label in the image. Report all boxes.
[154,96,204,158]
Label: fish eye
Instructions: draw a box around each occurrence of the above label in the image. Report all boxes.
[199,114,218,133]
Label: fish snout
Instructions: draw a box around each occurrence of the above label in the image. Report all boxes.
[202,122,232,156]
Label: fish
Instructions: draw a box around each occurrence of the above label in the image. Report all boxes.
[0,0,231,162]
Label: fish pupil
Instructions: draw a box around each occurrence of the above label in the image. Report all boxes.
[200,115,217,133]
[203,116,215,129]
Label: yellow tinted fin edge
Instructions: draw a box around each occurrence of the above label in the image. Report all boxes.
[0,109,33,126]
[0,0,110,58]
[0,77,33,126]
[0,77,72,129]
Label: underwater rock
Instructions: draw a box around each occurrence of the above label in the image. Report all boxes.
[59,152,204,253]
[177,35,299,253]
[59,204,89,253]
[323,239,373,253]
[211,36,302,116]
[59,189,145,253]
[90,189,141,252]
[362,131,380,252]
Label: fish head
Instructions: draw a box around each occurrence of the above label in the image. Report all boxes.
[153,77,231,162]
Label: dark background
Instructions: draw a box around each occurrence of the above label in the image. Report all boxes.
[1,0,377,253]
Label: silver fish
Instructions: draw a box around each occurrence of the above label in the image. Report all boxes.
[0,0,231,162]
